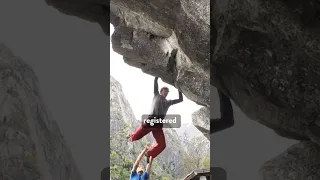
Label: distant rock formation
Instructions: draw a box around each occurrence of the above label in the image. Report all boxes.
[0,44,82,180]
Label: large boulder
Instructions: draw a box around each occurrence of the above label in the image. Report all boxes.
[192,107,210,140]
[42,0,320,178]
[45,0,211,134]
[45,0,320,144]
[211,0,320,143]
[260,141,320,180]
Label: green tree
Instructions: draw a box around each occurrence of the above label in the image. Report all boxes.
[182,136,210,175]
[202,156,210,168]
[110,150,133,180]
[161,177,170,180]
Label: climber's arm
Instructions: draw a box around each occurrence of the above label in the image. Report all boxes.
[132,144,149,172]
[154,77,159,95]
[145,156,153,174]
[169,91,183,105]
[210,90,234,134]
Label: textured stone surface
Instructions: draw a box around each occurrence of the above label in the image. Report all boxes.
[0,44,82,180]
[211,0,320,144]
[260,141,320,180]
[44,0,320,143]
[42,0,320,178]
[109,0,211,137]
[110,75,136,135]
[192,107,210,140]
[109,0,210,108]
[44,0,210,141]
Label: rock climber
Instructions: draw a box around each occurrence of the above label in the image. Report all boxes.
[128,76,183,159]
[210,90,235,134]
[130,143,153,180]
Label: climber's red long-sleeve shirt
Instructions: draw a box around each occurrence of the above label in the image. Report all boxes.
[148,78,183,120]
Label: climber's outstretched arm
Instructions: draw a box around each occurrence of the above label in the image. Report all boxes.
[169,91,183,105]
[132,143,149,172]
[154,77,159,95]
[146,156,153,174]
[210,90,234,134]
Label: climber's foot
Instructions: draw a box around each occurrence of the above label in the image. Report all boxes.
[145,154,150,163]
[126,133,132,142]
[144,151,150,163]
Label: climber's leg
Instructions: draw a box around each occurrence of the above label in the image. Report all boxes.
[129,125,152,142]
[146,128,166,158]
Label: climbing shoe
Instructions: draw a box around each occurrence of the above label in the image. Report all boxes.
[144,152,150,163]
[126,133,132,142]
[146,155,150,163]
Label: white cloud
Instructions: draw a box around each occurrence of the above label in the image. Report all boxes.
[110,25,202,124]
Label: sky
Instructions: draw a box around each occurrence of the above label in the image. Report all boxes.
[109,25,202,125]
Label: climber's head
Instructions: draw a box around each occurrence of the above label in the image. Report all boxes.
[137,166,144,174]
[160,87,169,97]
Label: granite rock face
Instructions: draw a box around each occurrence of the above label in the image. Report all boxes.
[192,107,210,140]
[109,0,210,108]
[45,0,320,144]
[110,75,136,135]
[210,1,320,178]
[43,0,320,178]
[211,0,320,144]
[260,141,320,180]
[0,44,82,180]
[45,0,210,135]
